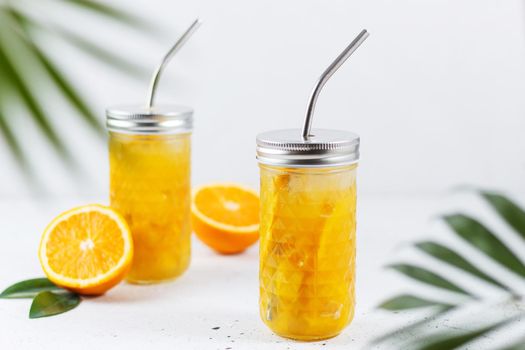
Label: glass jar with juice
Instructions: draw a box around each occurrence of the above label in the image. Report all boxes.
[256,129,359,340]
[256,29,368,340]
[106,105,192,284]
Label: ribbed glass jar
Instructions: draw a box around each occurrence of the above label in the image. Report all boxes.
[256,128,359,340]
[107,105,193,284]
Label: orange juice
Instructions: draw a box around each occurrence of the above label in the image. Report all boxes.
[256,129,360,340]
[107,105,193,284]
[259,165,357,340]
[109,133,191,283]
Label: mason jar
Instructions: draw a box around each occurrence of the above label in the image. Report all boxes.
[106,105,192,284]
[256,128,359,340]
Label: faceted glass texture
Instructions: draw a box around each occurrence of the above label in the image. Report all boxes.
[109,132,191,284]
[259,164,357,340]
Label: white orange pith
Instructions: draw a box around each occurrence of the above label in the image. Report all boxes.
[39,204,133,295]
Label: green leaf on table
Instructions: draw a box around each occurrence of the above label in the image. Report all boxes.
[444,214,525,278]
[29,291,80,319]
[388,263,475,297]
[482,191,525,240]
[378,294,453,311]
[414,317,515,350]
[415,241,512,292]
[0,278,62,299]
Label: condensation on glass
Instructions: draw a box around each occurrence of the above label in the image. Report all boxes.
[256,128,359,340]
[106,105,193,284]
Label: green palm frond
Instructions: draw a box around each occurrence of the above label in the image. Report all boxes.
[387,263,477,298]
[378,294,454,311]
[59,0,159,32]
[372,306,456,346]
[50,27,148,79]
[7,6,148,79]
[6,10,103,135]
[481,192,525,239]
[0,0,156,180]
[375,191,525,349]
[0,110,29,171]
[443,214,525,278]
[412,317,516,350]
[0,39,71,162]
[415,241,513,293]
[500,340,525,350]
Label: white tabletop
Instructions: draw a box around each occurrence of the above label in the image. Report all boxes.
[0,194,509,349]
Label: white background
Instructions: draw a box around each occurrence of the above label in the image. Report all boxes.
[1,1,525,348]
[1,0,524,198]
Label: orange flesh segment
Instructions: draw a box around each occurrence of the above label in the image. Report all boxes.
[45,211,125,279]
[194,186,259,227]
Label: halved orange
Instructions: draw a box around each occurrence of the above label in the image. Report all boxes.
[191,183,260,254]
[39,204,133,295]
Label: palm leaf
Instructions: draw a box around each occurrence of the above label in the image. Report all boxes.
[0,45,71,162]
[60,0,159,33]
[0,109,29,171]
[413,317,515,350]
[0,1,156,178]
[482,191,525,240]
[444,214,525,278]
[499,340,525,350]
[376,192,525,348]
[8,8,147,79]
[6,9,103,134]
[415,241,513,293]
[372,306,455,345]
[378,294,454,311]
[51,27,148,79]
[388,263,475,298]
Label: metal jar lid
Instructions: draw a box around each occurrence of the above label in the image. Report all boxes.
[106,104,193,134]
[256,128,359,167]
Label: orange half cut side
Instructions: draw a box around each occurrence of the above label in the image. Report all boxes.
[192,183,260,254]
[39,204,133,295]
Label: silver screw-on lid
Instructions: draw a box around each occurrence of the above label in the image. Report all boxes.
[106,104,193,134]
[256,128,359,167]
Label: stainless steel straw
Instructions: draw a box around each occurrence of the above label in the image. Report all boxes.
[302,29,369,140]
[146,19,202,107]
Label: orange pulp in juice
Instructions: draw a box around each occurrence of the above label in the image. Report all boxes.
[109,132,191,283]
[259,164,357,340]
